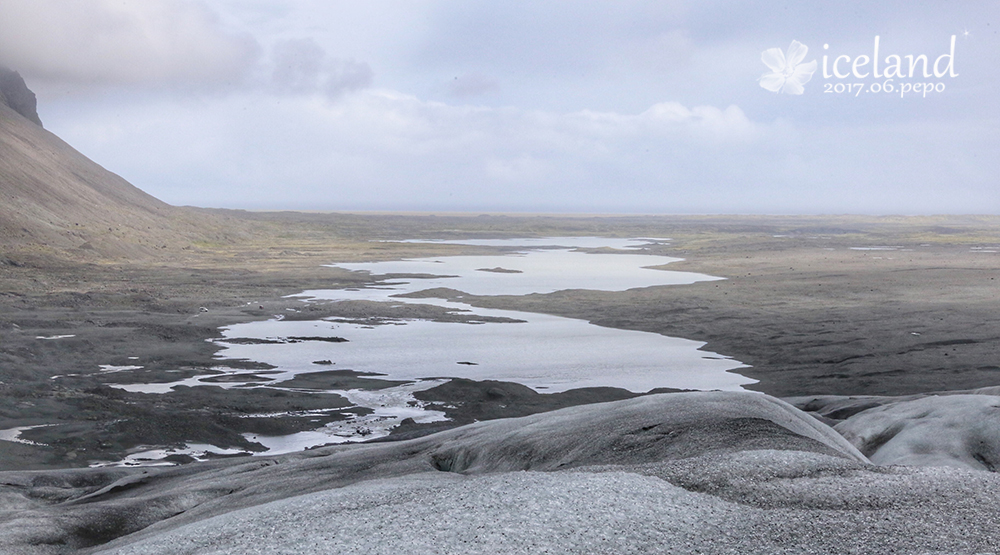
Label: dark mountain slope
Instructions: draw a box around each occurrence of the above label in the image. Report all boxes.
[0,69,243,260]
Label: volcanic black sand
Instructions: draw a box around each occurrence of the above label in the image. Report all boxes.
[4,213,1000,554]
[2,213,999,471]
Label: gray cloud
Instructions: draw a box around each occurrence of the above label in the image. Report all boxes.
[270,38,326,94]
[0,0,260,90]
[416,1,688,75]
[270,38,372,98]
[16,1,1000,214]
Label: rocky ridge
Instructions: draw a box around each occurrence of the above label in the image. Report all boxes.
[0,67,42,127]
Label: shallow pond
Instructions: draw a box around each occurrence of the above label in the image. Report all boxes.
[217,237,752,392]
[100,237,754,463]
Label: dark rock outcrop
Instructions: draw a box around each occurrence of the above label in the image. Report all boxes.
[0,67,42,126]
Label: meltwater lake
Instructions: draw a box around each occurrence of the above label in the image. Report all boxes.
[105,237,755,460]
[220,237,753,392]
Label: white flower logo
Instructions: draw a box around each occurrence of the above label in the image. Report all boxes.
[759,40,817,95]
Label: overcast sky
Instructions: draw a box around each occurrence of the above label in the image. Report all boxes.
[1,0,997,213]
